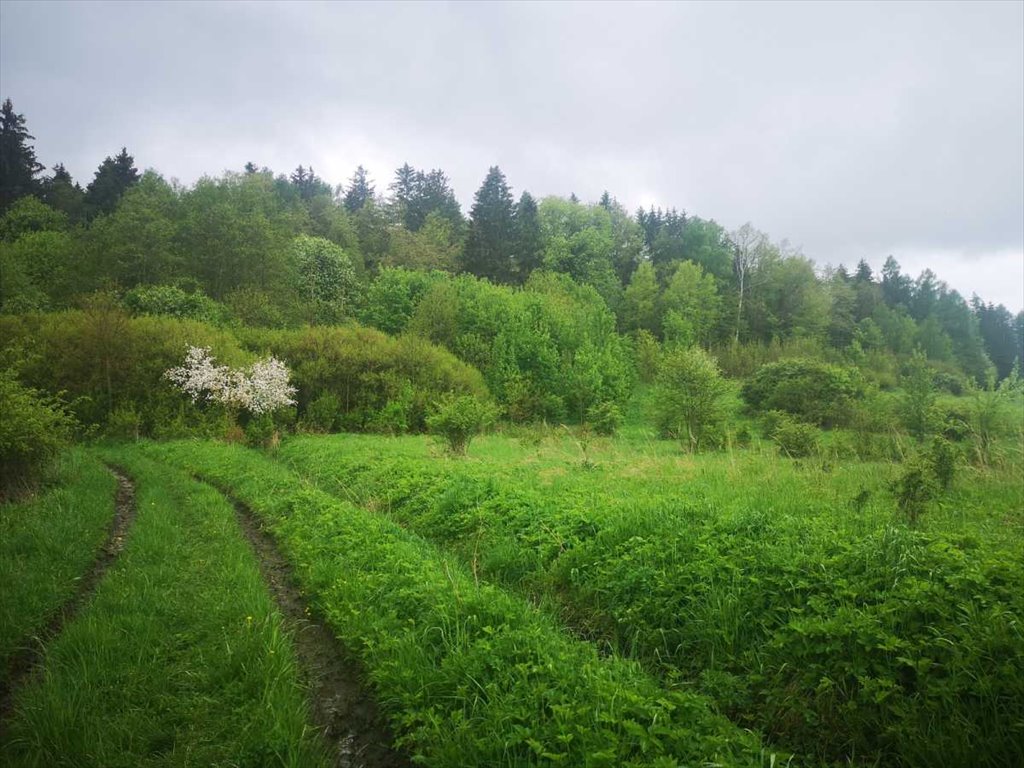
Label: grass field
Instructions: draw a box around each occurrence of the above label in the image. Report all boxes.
[1,449,328,767]
[2,408,1021,766]
[276,427,1024,767]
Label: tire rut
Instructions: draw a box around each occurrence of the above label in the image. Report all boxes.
[227,494,411,768]
[0,465,137,725]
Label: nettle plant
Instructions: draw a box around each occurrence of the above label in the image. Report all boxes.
[165,346,296,443]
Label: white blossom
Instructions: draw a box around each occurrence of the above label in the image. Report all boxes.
[164,345,296,415]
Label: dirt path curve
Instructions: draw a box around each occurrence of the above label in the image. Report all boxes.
[0,465,137,725]
[229,496,411,768]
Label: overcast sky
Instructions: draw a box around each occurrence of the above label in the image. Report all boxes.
[2,0,1022,310]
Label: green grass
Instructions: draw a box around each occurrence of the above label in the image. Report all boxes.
[143,439,773,767]
[278,430,1024,767]
[0,450,117,669]
[1,448,328,767]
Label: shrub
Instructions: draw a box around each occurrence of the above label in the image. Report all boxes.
[426,394,498,455]
[0,370,76,498]
[587,400,623,436]
[105,403,142,441]
[890,456,936,525]
[243,413,276,449]
[302,392,341,433]
[929,437,959,491]
[741,358,864,426]
[898,352,937,441]
[932,371,966,395]
[652,347,730,451]
[243,325,488,433]
[122,284,227,324]
[767,413,820,458]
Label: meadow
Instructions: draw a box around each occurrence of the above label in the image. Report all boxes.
[2,407,1020,766]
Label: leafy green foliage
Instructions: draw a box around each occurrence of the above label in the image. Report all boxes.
[587,400,624,436]
[742,358,865,426]
[122,283,227,323]
[652,346,729,450]
[0,367,76,496]
[282,432,1024,768]
[147,440,769,767]
[890,456,936,525]
[762,410,820,458]
[426,394,498,454]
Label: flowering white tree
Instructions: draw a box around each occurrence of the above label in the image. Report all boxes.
[164,346,296,415]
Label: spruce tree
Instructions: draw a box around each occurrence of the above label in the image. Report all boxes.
[40,163,86,223]
[389,163,419,228]
[84,147,140,216]
[343,165,374,213]
[464,166,515,283]
[854,258,874,282]
[290,165,330,200]
[0,98,44,212]
[512,191,543,282]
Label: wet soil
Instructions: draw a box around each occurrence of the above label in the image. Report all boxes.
[229,496,411,768]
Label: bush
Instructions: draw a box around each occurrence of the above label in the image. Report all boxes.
[652,347,730,451]
[426,394,498,455]
[898,353,937,441]
[929,437,959,491]
[890,456,936,525]
[122,284,227,324]
[741,358,864,426]
[243,413,276,449]
[762,411,820,458]
[0,370,76,498]
[587,400,623,436]
[243,325,488,433]
[301,392,341,433]
[105,403,142,441]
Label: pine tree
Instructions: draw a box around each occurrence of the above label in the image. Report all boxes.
[40,163,86,223]
[290,165,330,200]
[598,190,613,210]
[854,259,874,282]
[343,165,374,213]
[512,191,543,282]
[84,147,140,217]
[418,169,462,231]
[0,98,44,212]
[464,166,515,283]
[389,163,420,228]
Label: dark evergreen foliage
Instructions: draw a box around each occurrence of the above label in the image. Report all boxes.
[84,147,140,217]
[0,99,44,212]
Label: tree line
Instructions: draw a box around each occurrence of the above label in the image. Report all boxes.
[1,96,1021,385]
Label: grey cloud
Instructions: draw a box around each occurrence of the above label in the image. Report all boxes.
[1,0,1021,308]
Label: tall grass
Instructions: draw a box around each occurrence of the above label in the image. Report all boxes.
[143,439,772,767]
[1,449,327,767]
[0,450,116,669]
[278,431,1024,767]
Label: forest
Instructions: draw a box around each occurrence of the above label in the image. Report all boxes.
[1,92,1022,768]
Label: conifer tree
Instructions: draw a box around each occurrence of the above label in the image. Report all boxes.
[84,147,140,217]
[0,98,44,212]
[40,163,86,222]
[464,166,515,283]
[343,165,374,213]
[512,190,543,282]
